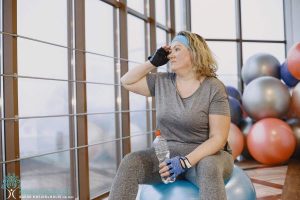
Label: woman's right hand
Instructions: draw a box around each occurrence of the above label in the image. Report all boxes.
[148,46,171,67]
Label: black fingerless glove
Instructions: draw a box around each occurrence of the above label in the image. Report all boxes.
[148,47,170,67]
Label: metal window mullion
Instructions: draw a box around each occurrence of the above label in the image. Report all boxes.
[3,1,20,200]
[113,7,122,169]
[169,0,175,38]
[0,0,4,198]
[186,0,191,31]
[119,0,131,157]
[149,0,157,132]
[235,0,243,92]
[74,0,90,199]
[67,0,78,199]
[282,0,288,57]
[144,13,152,148]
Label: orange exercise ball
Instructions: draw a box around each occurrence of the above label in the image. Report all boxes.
[228,123,244,160]
[287,42,300,79]
[247,118,296,165]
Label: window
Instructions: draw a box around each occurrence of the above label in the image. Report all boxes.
[85,0,117,197]
[17,0,72,197]
[191,0,236,39]
[128,14,148,152]
[241,0,284,40]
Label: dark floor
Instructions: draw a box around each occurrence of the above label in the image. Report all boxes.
[236,159,300,200]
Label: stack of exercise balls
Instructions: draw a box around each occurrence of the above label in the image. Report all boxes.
[226,42,300,165]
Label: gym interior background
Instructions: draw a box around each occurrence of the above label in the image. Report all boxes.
[0,0,300,199]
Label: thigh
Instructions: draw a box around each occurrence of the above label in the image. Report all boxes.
[129,148,162,184]
[184,150,234,187]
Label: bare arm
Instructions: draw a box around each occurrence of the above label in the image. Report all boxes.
[120,46,170,96]
[120,61,156,96]
[185,114,230,166]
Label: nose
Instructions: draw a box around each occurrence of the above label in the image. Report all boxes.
[168,51,175,60]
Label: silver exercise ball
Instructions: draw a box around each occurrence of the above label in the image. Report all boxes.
[242,77,290,120]
[242,53,281,85]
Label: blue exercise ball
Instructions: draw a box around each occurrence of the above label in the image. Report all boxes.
[229,96,243,126]
[139,165,256,200]
[280,61,299,87]
[226,86,242,103]
[242,53,281,85]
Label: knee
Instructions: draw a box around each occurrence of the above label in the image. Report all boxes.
[196,156,222,179]
[119,152,141,170]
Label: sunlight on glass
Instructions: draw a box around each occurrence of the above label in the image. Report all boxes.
[243,43,285,64]
[127,0,144,14]
[175,0,187,32]
[208,42,238,88]
[156,28,168,72]
[128,14,148,152]
[241,0,284,40]
[191,0,236,39]
[85,0,117,197]
[156,0,167,25]
[17,0,67,45]
[17,0,71,195]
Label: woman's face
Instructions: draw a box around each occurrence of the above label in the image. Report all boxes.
[168,41,193,72]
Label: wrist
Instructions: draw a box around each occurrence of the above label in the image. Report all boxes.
[179,156,192,169]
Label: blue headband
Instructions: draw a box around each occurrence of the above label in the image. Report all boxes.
[171,35,189,49]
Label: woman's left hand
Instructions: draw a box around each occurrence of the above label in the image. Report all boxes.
[159,156,187,179]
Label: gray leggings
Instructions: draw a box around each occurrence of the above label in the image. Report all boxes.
[108,142,233,200]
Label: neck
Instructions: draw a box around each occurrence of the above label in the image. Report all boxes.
[175,69,198,82]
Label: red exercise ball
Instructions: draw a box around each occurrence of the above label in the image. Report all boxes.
[247,118,296,165]
[228,123,244,160]
[287,42,300,79]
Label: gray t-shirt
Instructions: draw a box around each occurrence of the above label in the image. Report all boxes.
[146,72,230,145]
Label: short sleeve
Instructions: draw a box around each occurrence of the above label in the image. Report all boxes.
[209,81,230,116]
[146,73,156,96]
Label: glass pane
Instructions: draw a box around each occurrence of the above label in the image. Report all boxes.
[175,0,187,32]
[20,153,73,198]
[17,0,67,45]
[85,1,117,197]
[191,0,236,39]
[88,116,117,197]
[127,0,144,14]
[242,43,286,65]
[128,15,148,152]
[17,0,72,198]
[155,0,167,25]
[18,38,68,79]
[156,28,168,72]
[207,42,238,88]
[85,0,114,56]
[241,0,284,40]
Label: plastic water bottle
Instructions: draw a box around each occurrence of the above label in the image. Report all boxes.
[153,129,175,184]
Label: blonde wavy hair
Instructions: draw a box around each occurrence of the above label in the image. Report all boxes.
[177,31,217,79]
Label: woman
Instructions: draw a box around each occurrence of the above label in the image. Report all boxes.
[108,31,233,200]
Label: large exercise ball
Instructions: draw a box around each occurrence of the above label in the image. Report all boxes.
[139,165,256,200]
[290,82,300,118]
[228,123,244,160]
[226,86,242,103]
[239,117,254,159]
[280,61,299,87]
[287,119,300,158]
[287,42,300,79]
[242,53,281,85]
[228,96,243,125]
[242,76,290,120]
[247,118,296,165]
